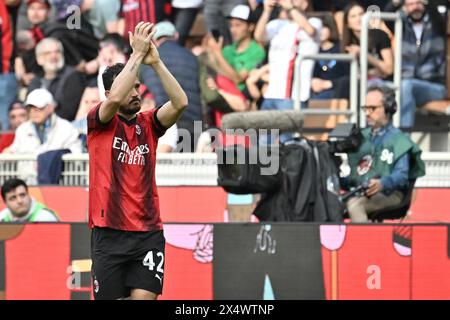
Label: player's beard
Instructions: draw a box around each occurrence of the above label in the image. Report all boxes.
[120,98,141,115]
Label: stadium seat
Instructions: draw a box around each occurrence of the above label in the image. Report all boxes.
[369,180,416,223]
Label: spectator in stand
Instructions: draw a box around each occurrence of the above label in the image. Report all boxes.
[343,2,393,81]
[195,34,248,128]
[310,15,349,100]
[51,0,88,21]
[206,4,266,95]
[0,101,29,152]
[14,29,42,88]
[140,21,203,152]
[332,2,394,100]
[171,0,204,46]
[27,0,50,43]
[75,84,101,122]
[26,0,99,72]
[203,0,247,45]
[200,5,265,127]
[385,0,447,128]
[0,178,59,222]
[71,83,101,152]
[28,37,86,121]
[8,101,29,131]
[48,0,120,40]
[83,0,121,39]
[3,88,82,155]
[254,0,321,115]
[118,0,169,41]
[84,33,127,99]
[0,1,18,130]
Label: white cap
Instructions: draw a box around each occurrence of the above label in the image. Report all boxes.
[25,88,55,109]
[227,5,251,22]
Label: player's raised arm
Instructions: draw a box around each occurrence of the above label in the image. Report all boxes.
[98,22,155,123]
[141,29,189,128]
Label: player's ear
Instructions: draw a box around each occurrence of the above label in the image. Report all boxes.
[105,90,111,98]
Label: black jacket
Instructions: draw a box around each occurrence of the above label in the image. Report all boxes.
[40,18,99,67]
[28,66,86,121]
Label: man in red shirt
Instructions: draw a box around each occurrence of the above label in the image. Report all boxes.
[0,0,17,131]
[87,21,188,300]
[119,0,168,40]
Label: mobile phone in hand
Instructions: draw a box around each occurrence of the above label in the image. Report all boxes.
[211,29,221,42]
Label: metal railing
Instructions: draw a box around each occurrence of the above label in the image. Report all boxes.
[360,11,403,127]
[417,152,450,187]
[0,153,449,187]
[294,53,359,124]
[0,153,218,187]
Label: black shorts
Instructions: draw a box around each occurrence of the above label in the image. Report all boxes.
[91,227,165,300]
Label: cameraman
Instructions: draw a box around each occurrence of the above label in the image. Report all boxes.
[344,85,425,222]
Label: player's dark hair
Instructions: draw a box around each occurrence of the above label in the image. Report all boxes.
[1,178,28,201]
[102,63,125,91]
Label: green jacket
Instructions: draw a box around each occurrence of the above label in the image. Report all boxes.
[0,201,59,222]
[347,125,425,189]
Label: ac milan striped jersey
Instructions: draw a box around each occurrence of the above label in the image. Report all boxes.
[87,103,166,231]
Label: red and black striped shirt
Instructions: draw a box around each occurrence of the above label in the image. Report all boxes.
[120,0,168,38]
[0,2,13,74]
[87,103,167,231]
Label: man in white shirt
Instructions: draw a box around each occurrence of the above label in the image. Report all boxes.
[254,0,322,143]
[0,178,58,222]
[3,88,82,155]
[255,0,321,106]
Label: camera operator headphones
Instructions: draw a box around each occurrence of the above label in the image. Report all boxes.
[368,84,397,117]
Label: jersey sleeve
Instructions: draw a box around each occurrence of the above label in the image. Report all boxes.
[87,102,113,133]
[142,107,168,138]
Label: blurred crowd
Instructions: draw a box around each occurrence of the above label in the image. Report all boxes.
[0,0,448,158]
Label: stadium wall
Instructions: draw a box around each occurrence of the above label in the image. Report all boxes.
[0,186,449,223]
[0,223,449,300]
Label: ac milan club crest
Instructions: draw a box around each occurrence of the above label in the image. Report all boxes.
[357,154,373,176]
